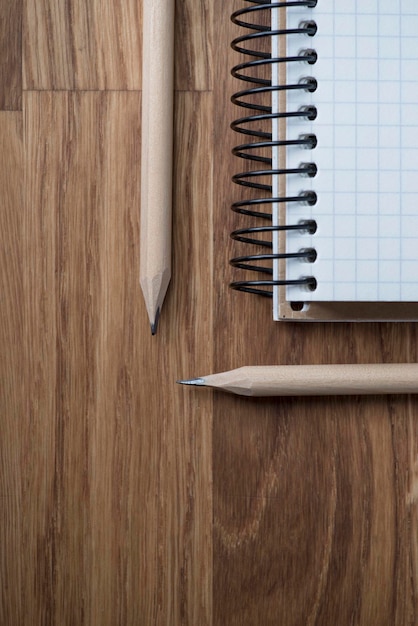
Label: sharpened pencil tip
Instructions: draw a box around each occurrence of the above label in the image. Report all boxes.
[151,307,161,335]
[176,378,206,386]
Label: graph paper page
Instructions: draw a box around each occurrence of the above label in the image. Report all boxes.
[279,0,418,302]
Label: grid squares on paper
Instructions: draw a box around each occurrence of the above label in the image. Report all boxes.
[280,0,418,302]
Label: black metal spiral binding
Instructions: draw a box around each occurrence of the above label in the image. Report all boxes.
[229,0,318,297]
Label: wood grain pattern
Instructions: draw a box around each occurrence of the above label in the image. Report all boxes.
[213,396,418,625]
[24,0,212,92]
[175,0,213,91]
[0,112,23,625]
[23,91,144,624]
[0,0,22,109]
[1,0,418,623]
[23,1,141,89]
[16,87,213,624]
[161,92,213,623]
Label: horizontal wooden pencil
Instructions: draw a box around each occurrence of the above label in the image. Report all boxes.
[140,0,175,334]
[177,364,418,397]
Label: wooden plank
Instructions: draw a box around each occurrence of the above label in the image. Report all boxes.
[0,112,23,624]
[20,89,213,624]
[23,1,141,89]
[213,395,418,625]
[0,0,22,109]
[175,0,213,90]
[160,91,213,624]
[22,92,59,625]
[22,91,149,624]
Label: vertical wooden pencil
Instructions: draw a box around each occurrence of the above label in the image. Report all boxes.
[140,0,175,334]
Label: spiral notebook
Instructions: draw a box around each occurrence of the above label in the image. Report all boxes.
[230,0,418,321]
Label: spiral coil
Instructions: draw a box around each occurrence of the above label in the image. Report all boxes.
[229,0,318,297]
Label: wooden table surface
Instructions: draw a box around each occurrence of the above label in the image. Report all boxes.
[1,1,418,624]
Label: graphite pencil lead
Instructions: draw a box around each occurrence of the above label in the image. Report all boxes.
[176,378,206,386]
[151,307,161,336]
